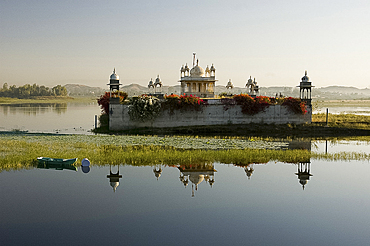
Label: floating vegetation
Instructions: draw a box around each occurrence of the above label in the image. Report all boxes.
[0,133,369,172]
[0,133,290,150]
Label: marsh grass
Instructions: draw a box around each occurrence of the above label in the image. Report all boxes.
[313,113,370,130]
[1,134,369,172]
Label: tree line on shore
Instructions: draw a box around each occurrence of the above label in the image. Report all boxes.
[0,83,67,98]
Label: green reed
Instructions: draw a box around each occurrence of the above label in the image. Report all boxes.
[313,113,370,130]
[1,136,369,172]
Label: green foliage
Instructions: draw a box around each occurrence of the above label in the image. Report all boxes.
[218,92,228,98]
[0,83,68,98]
[128,95,161,122]
[52,85,67,96]
[99,114,109,127]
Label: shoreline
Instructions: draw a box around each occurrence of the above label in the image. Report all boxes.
[93,122,370,138]
[0,96,96,104]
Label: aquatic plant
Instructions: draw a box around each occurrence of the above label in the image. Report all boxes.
[1,134,369,172]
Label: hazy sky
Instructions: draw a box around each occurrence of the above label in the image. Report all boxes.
[1,0,369,89]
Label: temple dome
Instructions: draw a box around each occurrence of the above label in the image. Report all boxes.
[301,71,309,81]
[110,68,119,80]
[190,65,205,77]
[189,174,204,185]
[110,181,119,192]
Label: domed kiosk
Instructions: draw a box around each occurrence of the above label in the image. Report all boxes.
[179,53,217,98]
[108,68,122,104]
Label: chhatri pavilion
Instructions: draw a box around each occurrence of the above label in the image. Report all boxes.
[179,54,217,98]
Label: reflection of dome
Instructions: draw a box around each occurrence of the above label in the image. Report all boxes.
[299,179,308,186]
[110,182,119,192]
[110,68,119,80]
[189,174,204,185]
[153,167,162,180]
[190,65,205,77]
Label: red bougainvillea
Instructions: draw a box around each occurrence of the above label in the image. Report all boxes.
[229,94,307,115]
[281,97,307,115]
[233,94,271,115]
[162,94,206,114]
[97,91,128,114]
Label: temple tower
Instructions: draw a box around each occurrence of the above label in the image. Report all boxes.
[107,68,122,104]
[298,71,314,105]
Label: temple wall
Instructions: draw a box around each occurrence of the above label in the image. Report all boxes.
[109,103,312,131]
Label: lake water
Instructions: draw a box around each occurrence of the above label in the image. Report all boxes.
[1,148,370,246]
[0,103,101,134]
[314,106,370,116]
[1,103,370,245]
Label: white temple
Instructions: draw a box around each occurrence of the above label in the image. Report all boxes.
[179,54,217,98]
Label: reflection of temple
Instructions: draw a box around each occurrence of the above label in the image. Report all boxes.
[295,162,313,190]
[153,166,163,180]
[244,164,254,179]
[177,163,217,197]
[107,165,123,192]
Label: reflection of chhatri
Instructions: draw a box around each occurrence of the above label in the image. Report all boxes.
[295,162,313,190]
[107,165,123,192]
[244,164,254,179]
[177,164,217,197]
[153,165,163,180]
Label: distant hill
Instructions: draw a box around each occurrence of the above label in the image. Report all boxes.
[64,84,105,97]
[65,83,370,100]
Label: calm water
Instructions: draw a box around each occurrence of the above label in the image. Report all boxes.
[0,103,101,134]
[1,103,370,245]
[314,106,370,115]
[1,154,370,246]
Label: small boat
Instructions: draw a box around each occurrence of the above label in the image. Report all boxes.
[37,157,77,165]
[37,157,78,171]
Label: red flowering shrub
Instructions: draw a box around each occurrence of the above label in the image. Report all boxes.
[281,97,307,115]
[233,94,272,115]
[97,91,128,114]
[162,94,205,114]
